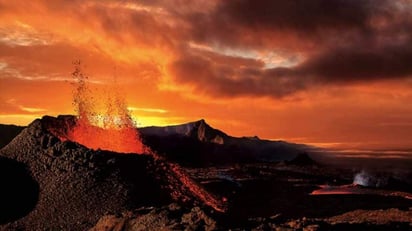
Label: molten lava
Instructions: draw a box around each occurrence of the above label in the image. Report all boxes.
[49,62,228,212]
[167,162,227,212]
[310,184,357,195]
[67,120,145,154]
[66,61,146,154]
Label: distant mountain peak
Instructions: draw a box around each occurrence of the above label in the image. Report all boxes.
[243,136,260,141]
[190,119,226,144]
[140,119,227,144]
[185,119,209,130]
[197,119,206,123]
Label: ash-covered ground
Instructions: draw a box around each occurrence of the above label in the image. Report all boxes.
[1,115,411,230]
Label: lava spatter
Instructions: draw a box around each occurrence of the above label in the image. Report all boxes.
[65,61,145,154]
[45,62,227,213]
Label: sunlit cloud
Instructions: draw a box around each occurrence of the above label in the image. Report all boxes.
[0,21,54,46]
[0,0,412,149]
[0,66,103,84]
[0,114,42,125]
[19,106,46,113]
[127,107,168,114]
[1,98,47,115]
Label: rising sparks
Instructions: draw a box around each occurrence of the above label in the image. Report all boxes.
[66,61,146,154]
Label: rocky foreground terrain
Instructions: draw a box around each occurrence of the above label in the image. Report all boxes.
[90,205,412,231]
[0,115,411,230]
[0,116,223,230]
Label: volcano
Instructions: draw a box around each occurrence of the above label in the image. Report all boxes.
[1,116,412,230]
[0,115,226,230]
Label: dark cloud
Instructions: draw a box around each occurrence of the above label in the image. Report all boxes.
[165,0,412,98]
[168,52,306,98]
[302,43,412,82]
[184,0,394,50]
[170,40,412,98]
[217,0,377,31]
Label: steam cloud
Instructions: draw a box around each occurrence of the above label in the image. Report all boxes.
[353,170,388,188]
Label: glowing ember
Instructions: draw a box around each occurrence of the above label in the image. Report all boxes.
[67,120,145,154]
[52,62,227,212]
[310,184,358,195]
[168,162,227,212]
[310,184,412,201]
[66,61,145,153]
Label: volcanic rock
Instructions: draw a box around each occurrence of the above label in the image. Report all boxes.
[140,119,227,144]
[326,208,412,225]
[0,116,223,230]
[90,204,217,231]
[140,119,309,166]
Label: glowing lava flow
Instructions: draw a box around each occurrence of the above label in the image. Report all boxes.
[310,184,412,201]
[56,62,227,212]
[310,184,359,195]
[67,120,145,154]
[167,161,227,212]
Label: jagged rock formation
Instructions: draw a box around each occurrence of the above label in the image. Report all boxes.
[141,119,227,144]
[0,118,310,167]
[140,119,309,166]
[0,116,224,230]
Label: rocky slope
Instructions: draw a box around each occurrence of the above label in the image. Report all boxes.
[0,116,223,230]
[88,204,412,231]
[90,204,217,231]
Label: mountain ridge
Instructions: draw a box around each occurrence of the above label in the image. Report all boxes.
[1,116,311,166]
[138,118,310,166]
[139,119,228,145]
[139,119,304,147]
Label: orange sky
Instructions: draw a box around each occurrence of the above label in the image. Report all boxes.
[1,0,412,150]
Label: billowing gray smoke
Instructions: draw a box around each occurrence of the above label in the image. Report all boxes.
[353,170,388,188]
